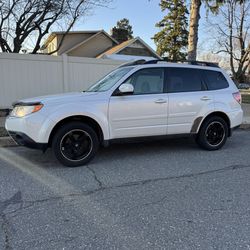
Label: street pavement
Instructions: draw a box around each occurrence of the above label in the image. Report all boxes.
[0,130,250,249]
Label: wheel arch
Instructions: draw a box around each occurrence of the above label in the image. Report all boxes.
[193,111,231,137]
[48,115,104,147]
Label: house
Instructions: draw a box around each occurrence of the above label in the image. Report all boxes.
[41,30,118,57]
[97,37,161,61]
[41,30,161,60]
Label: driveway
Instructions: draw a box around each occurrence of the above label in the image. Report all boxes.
[0,130,250,249]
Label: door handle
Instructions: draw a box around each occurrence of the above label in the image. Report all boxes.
[155,99,167,104]
[201,96,211,101]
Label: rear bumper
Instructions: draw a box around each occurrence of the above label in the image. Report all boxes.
[8,131,47,151]
[228,109,243,128]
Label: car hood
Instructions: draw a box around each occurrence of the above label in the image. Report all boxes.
[14,92,102,106]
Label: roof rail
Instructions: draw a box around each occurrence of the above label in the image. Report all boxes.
[144,60,220,68]
[119,59,146,68]
[118,59,220,68]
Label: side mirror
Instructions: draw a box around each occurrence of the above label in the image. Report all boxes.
[118,83,134,95]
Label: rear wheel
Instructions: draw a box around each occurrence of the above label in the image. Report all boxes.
[196,116,229,150]
[52,122,99,167]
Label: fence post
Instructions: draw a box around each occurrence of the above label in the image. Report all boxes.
[62,54,69,92]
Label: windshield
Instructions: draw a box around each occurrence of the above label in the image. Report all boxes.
[86,67,133,92]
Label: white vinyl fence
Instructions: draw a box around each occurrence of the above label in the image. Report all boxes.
[0,53,124,108]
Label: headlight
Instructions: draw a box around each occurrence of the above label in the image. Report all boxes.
[11,104,43,118]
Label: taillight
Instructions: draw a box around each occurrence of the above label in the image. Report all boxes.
[233,92,242,104]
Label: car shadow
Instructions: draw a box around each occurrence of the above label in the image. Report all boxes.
[8,134,239,169]
[93,136,199,164]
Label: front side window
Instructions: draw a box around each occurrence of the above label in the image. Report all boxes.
[203,70,229,90]
[166,68,204,93]
[86,67,133,92]
[123,68,164,95]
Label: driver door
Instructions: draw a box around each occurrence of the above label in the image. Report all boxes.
[108,68,168,139]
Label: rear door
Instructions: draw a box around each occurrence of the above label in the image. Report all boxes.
[166,67,213,134]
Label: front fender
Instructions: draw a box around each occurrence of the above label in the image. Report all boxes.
[37,103,109,143]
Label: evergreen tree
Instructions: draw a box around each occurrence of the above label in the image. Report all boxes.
[111,18,133,44]
[153,0,189,61]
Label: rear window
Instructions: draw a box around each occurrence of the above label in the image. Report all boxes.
[203,70,229,90]
[166,68,204,93]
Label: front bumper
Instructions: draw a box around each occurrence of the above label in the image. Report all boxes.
[8,131,47,151]
[5,113,49,144]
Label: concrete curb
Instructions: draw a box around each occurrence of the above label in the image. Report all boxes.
[0,137,17,147]
[0,127,8,137]
[240,123,250,130]
[0,109,10,117]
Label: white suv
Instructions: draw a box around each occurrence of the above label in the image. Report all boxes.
[5,60,243,167]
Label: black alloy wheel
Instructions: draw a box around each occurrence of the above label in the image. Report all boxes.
[196,116,228,150]
[205,121,226,147]
[52,122,99,167]
[60,129,93,162]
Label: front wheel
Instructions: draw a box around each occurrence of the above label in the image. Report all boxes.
[196,116,229,151]
[52,122,99,167]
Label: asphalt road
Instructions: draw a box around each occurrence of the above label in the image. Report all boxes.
[0,130,250,250]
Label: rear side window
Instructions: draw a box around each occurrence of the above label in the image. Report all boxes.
[166,68,204,93]
[202,70,229,90]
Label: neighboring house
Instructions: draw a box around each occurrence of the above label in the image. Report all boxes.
[97,37,161,60]
[41,30,118,57]
[41,30,161,60]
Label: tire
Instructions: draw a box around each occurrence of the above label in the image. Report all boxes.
[52,122,99,167]
[196,116,229,151]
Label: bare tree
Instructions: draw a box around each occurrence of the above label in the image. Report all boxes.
[188,0,202,61]
[212,0,250,82]
[0,0,111,54]
[187,0,224,61]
